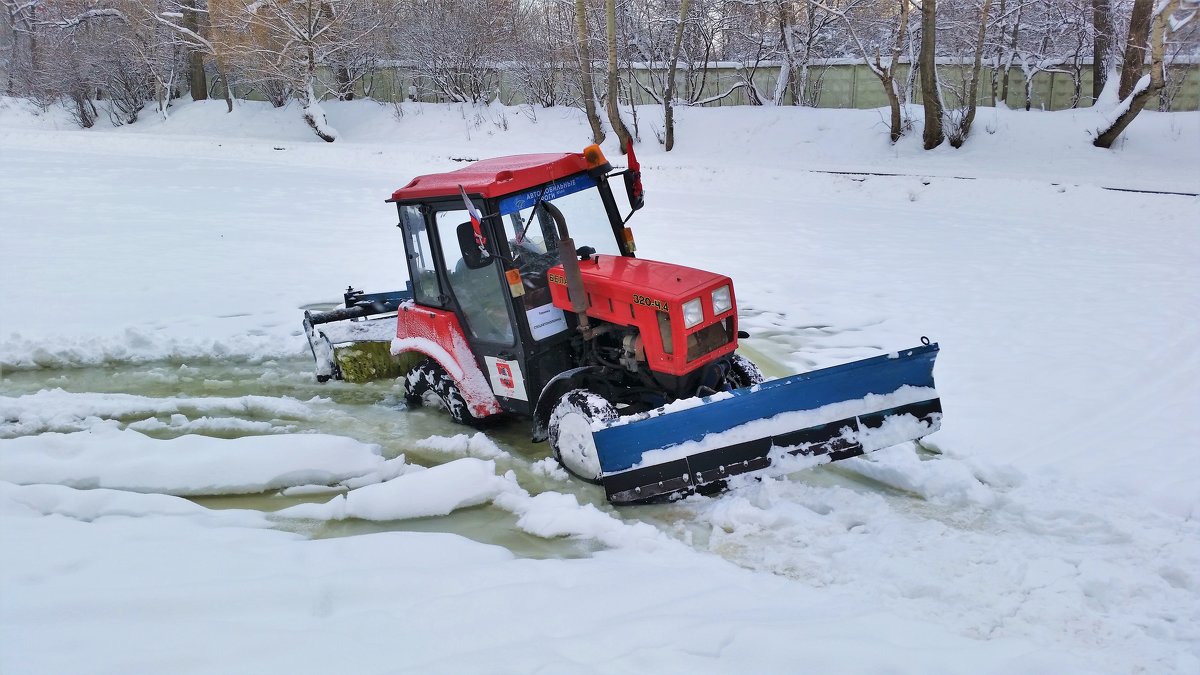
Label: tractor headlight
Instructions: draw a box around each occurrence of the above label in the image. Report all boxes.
[683,298,704,329]
[711,285,732,315]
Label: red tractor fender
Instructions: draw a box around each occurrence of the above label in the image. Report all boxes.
[393,302,503,419]
[530,366,605,442]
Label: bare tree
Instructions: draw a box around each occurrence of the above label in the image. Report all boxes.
[1009,0,1086,110]
[919,0,943,148]
[750,0,843,105]
[118,1,178,120]
[397,0,498,104]
[26,1,133,126]
[219,0,389,141]
[722,0,777,104]
[604,0,634,151]
[829,0,913,142]
[323,3,387,102]
[1092,0,1112,100]
[505,0,570,107]
[625,0,744,146]
[941,0,993,145]
[2,0,44,95]
[1093,0,1191,147]
[663,0,691,150]
[23,1,179,125]
[151,0,238,110]
[1115,0,1153,96]
[1158,10,1199,110]
[575,0,606,142]
[995,0,1026,104]
[182,0,205,99]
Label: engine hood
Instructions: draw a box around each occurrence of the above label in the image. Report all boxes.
[572,255,731,305]
[547,254,738,377]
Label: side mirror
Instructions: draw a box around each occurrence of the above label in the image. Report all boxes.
[456,221,492,269]
[622,140,644,212]
[623,170,644,212]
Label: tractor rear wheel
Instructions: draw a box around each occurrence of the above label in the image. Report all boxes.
[548,389,618,484]
[404,358,485,426]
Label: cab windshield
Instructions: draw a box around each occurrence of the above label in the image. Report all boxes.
[498,173,621,259]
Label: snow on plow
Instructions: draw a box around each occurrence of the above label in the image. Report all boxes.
[587,343,941,503]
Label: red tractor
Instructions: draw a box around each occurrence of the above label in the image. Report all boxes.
[304,145,941,503]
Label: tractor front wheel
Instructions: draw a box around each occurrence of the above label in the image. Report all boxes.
[547,389,618,484]
[727,354,766,389]
[404,358,485,426]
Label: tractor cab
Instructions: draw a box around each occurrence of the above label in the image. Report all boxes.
[384,147,652,421]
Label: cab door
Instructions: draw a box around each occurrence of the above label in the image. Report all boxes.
[428,203,534,414]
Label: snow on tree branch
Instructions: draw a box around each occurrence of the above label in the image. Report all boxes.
[50,7,128,29]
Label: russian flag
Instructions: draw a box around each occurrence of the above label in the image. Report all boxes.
[459,185,488,256]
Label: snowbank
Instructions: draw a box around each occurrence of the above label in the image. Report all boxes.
[0,502,1104,675]
[278,454,677,552]
[0,481,270,528]
[278,457,515,520]
[412,431,512,459]
[0,389,318,437]
[0,423,386,495]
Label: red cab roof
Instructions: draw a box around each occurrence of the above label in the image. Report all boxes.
[389,153,592,202]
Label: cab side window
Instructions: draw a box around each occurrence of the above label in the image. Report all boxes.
[434,209,515,345]
[399,205,443,307]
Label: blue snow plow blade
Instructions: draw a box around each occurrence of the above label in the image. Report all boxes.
[596,343,942,504]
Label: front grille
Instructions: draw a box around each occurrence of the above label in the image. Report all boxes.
[686,318,732,362]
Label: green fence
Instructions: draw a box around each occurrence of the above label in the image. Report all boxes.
[313,60,1199,112]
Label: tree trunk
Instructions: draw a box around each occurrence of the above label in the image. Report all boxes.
[28,3,38,91]
[574,0,606,144]
[1000,1,1021,104]
[336,65,354,100]
[884,77,903,142]
[604,0,632,153]
[884,0,909,142]
[220,69,234,112]
[1092,0,1112,101]
[155,77,166,119]
[990,0,1006,105]
[185,0,207,100]
[776,3,797,105]
[904,39,919,102]
[5,5,21,95]
[1116,0,1153,100]
[663,0,691,151]
[957,0,993,145]
[1094,0,1176,147]
[187,52,207,101]
[301,50,337,142]
[215,50,235,113]
[919,0,943,149]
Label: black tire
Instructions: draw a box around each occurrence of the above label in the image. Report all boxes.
[727,353,766,389]
[404,358,486,426]
[547,389,618,484]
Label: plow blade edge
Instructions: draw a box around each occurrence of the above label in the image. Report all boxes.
[595,343,942,504]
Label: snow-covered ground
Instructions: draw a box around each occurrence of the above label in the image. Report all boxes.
[1,97,1198,674]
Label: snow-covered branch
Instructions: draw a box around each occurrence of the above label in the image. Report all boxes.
[50,7,128,29]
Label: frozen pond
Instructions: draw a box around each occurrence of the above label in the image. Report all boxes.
[0,349,933,560]
[0,356,601,557]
